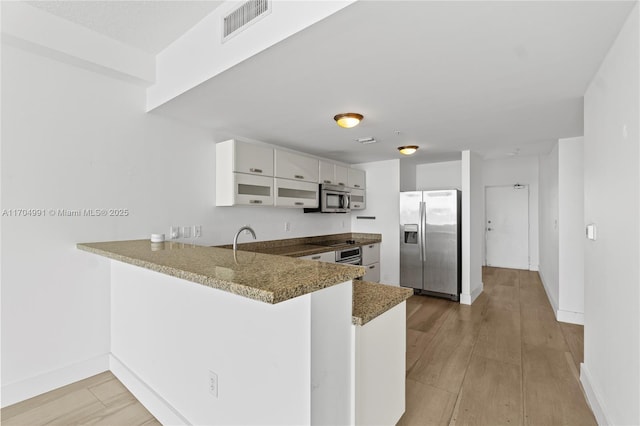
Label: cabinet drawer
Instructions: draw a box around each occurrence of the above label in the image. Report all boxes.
[351,188,366,210]
[274,178,319,208]
[363,262,380,283]
[234,173,274,206]
[300,251,335,263]
[275,150,319,183]
[362,243,380,265]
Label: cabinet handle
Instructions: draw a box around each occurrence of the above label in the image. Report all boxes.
[312,255,321,260]
[294,175,304,179]
[369,265,375,269]
[323,180,331,184]
[354,184,361,188]
[369,245,374,248]
[338,182,345,186]
[249,200,263,204]
[250,168,263,173]
[294,202,304,206]
[354,204,360,208]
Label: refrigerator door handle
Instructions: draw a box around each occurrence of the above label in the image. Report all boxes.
[420,201,426,262]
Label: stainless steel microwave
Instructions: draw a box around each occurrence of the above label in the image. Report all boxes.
[304,184,350,213]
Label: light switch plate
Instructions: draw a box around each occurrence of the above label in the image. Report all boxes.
[586,224,597,240]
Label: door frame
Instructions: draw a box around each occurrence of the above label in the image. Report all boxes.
[484,184,530,269]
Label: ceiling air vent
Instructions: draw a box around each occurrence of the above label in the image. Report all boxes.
[223,0,271,42]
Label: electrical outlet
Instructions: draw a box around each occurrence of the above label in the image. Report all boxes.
[182,226,191,239]
[284,222,291,232]
[208,371,218,398]
[169,226,180,239]
[193,225,202,238]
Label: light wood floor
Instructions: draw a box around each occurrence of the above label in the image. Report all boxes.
[399,267,596,426]
[2,267,594,426]
[0,371,159,425]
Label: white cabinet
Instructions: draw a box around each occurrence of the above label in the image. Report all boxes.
[217,140,275,206]
[275,150,319,183]
[335,165,349,187]
[362,243,380,282]
[351,188,366,210]
[319,161,335,185]
[218,139,274,177]
[218,173,273,206]
[363,262,380,283]
[319,161,349,187]
[274,178,318,208]
[300,251,335,263]
[348,168,366,189]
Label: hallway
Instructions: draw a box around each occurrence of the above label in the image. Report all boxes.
[398,267,595,425]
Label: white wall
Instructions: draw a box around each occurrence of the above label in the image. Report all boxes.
[558,137,585,324]
[416,160,462,190]
[483,156,540,270]
[399,159,416,192]
[582,5,639,425]
[351,160,400,285]
[538,145,560,312]
[461,151,483,304]
[1,42,345,405]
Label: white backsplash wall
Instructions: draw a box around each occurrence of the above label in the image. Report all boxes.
[1,43,345,406]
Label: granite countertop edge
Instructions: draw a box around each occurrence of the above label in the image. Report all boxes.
[77,242,364,305]
[352,280,414,326]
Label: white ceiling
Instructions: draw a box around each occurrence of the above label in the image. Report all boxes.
[151,1,635,164]
[27,1,635,165]
[26,0,224,54]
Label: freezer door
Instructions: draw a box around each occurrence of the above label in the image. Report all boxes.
[423,190,459,298]
[400,192,423,290]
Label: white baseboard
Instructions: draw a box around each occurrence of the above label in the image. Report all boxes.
[460,283,483,305]
[580,363,611,425]
[529,263,539,271]
[109,354,190,426]
[1,354,109,408]
[537,269,560,314]
[557,309,584,325]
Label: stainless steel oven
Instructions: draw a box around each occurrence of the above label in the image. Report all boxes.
[336,246,362,265]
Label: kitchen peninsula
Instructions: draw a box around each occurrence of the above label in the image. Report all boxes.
[78,238,411,426]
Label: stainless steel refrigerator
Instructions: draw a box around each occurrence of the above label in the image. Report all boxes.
[400,190,461,301]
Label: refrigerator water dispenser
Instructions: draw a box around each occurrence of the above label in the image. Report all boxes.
[403,224,418,244]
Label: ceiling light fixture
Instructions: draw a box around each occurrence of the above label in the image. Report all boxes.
[398,145,419,155]
[334,113,363,129]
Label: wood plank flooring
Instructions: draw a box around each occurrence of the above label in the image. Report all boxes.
[399,267,596,426]
[0,372,159,425]
[2,267,593,426]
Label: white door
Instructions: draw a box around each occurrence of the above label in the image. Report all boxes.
[485,185,529,269]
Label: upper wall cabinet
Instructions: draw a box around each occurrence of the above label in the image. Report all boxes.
[219,139,274,177]
[348,168,366,189]
[216,140,275,207]
[275,150,319,183]
[319,161,348,187]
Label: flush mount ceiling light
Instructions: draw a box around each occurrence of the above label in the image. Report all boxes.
[398,145,419,155]
[334,113,363,129]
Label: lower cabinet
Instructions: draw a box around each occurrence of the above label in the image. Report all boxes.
[363,262,380,282]
[300,251,335,263]
[362,243,380,282]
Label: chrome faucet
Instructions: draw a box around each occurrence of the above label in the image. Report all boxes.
[233,225,257,251]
